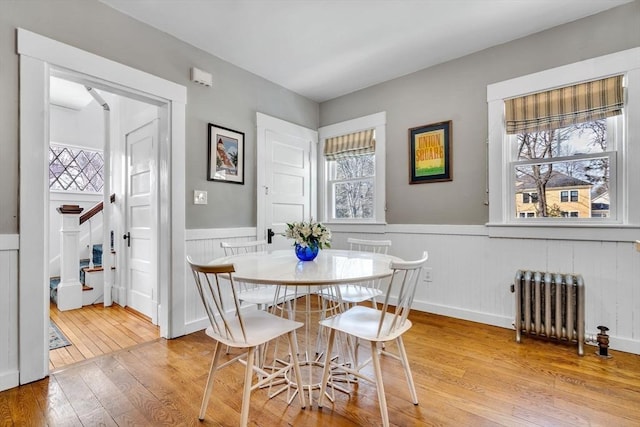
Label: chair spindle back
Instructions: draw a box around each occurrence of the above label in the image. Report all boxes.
[375,251,428,338]
[187,257,249,344]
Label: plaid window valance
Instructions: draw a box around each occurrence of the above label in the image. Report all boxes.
[324,129,375,160]
[505,75,624,134]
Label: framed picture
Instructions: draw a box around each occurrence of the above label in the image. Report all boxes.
[208,123,244,184]
[409,120,452,184]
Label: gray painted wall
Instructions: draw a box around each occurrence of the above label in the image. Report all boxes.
[320,1,640,225]
[2,1,639,232]
[0,0,318,233]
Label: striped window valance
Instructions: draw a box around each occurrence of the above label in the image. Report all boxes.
[505,75,624,134]
[324,129,375,160]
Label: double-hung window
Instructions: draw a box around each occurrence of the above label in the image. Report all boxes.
[487,47,640,235]
[319,112,386,224]
[506,75,623,221]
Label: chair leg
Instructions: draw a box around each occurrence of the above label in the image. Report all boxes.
[240,347,256,427]
[287,331,307,409]
[318,328,336,408]
[370,340,389,427]
[199,341,223,420]
[396,336,418,404]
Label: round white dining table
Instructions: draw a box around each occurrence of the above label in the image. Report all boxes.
[211,248,399,286]
[208,248,401,405]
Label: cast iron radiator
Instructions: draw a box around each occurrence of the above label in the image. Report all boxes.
[511,270,585,356]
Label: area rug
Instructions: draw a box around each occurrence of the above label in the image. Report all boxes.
[49,320,71,350]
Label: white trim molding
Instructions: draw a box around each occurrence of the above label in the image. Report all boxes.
[17,28,186,385]
[318,112,387,225]
[487,47,640,239]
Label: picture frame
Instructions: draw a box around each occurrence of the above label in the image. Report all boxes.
[409,120,452,184]
[207,123,244,184]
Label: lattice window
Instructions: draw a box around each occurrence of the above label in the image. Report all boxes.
[49,144,104,193]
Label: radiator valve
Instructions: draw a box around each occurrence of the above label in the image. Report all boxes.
[596,325,611,358]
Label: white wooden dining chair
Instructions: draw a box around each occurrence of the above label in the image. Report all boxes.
[187,257,306,427]
[315,238,393,356]
[317,251,429,427]
[221,240,298,309]
[342,238,392,307]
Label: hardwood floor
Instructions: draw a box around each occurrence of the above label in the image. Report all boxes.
[4,311,640,426]
[49,302,160,370]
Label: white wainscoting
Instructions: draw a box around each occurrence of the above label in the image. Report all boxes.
[181,225,640,355]
[184,227,258,334]
[332,224,640,355]
[0,235,19,392]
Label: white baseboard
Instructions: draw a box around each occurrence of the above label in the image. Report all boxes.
[412,299,514,329]
[184,317,209,335]
[585,332,640,356]
[0,370,19,392]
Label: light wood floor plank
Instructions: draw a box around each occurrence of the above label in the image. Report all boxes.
[49,302,160,370]
[5,311,640,426]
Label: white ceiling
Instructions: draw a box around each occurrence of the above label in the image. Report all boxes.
[100,0,632,102]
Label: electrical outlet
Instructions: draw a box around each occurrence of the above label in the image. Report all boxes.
[194,190,207,205]
[423,267,433,282]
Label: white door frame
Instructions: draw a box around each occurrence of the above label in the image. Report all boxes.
[256,113,318,242]
[17,28,187,384]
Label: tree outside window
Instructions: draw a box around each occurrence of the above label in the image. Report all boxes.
[329,155,375,219]
[513,118,614,219]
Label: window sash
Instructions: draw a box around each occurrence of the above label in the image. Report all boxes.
[328,177,375,220]
[509,151,616,221]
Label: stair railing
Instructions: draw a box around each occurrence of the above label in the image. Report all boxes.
[80,193,115,225]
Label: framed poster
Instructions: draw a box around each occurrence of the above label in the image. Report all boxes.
[207,123,244,184]
[409,120,452,184]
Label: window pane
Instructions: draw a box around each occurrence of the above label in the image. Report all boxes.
[331,155,374,180]
[49,144,104,193]
[516,119,608,161]
[514,158,609,218]
[333,179,374,219]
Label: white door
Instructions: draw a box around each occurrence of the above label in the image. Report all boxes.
[257,113,318,249]
[124,119,158,323]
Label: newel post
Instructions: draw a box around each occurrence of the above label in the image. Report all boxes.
[57,204,84,311]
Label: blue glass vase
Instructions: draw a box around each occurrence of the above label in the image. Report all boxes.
[295,243,319,261]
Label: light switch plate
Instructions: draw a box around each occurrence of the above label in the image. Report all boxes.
[194,190,207,205]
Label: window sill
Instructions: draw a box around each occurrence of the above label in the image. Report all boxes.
[323,222,387,234]
[486,222,640,242]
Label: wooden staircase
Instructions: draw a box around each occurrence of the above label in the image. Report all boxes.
[50,243,115,307]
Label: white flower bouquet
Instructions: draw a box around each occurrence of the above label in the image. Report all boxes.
[284,219,332,249]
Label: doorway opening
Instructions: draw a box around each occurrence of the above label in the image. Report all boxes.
[47,75,162,370]
[18,28,187,385]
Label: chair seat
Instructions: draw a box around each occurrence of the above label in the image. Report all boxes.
[238,285,298,306]
[319,305,412,342]
[205,310,303,348]
[330,284,383,304]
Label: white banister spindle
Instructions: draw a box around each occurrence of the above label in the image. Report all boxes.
[88,219,94,269]
[57,204,84,311]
